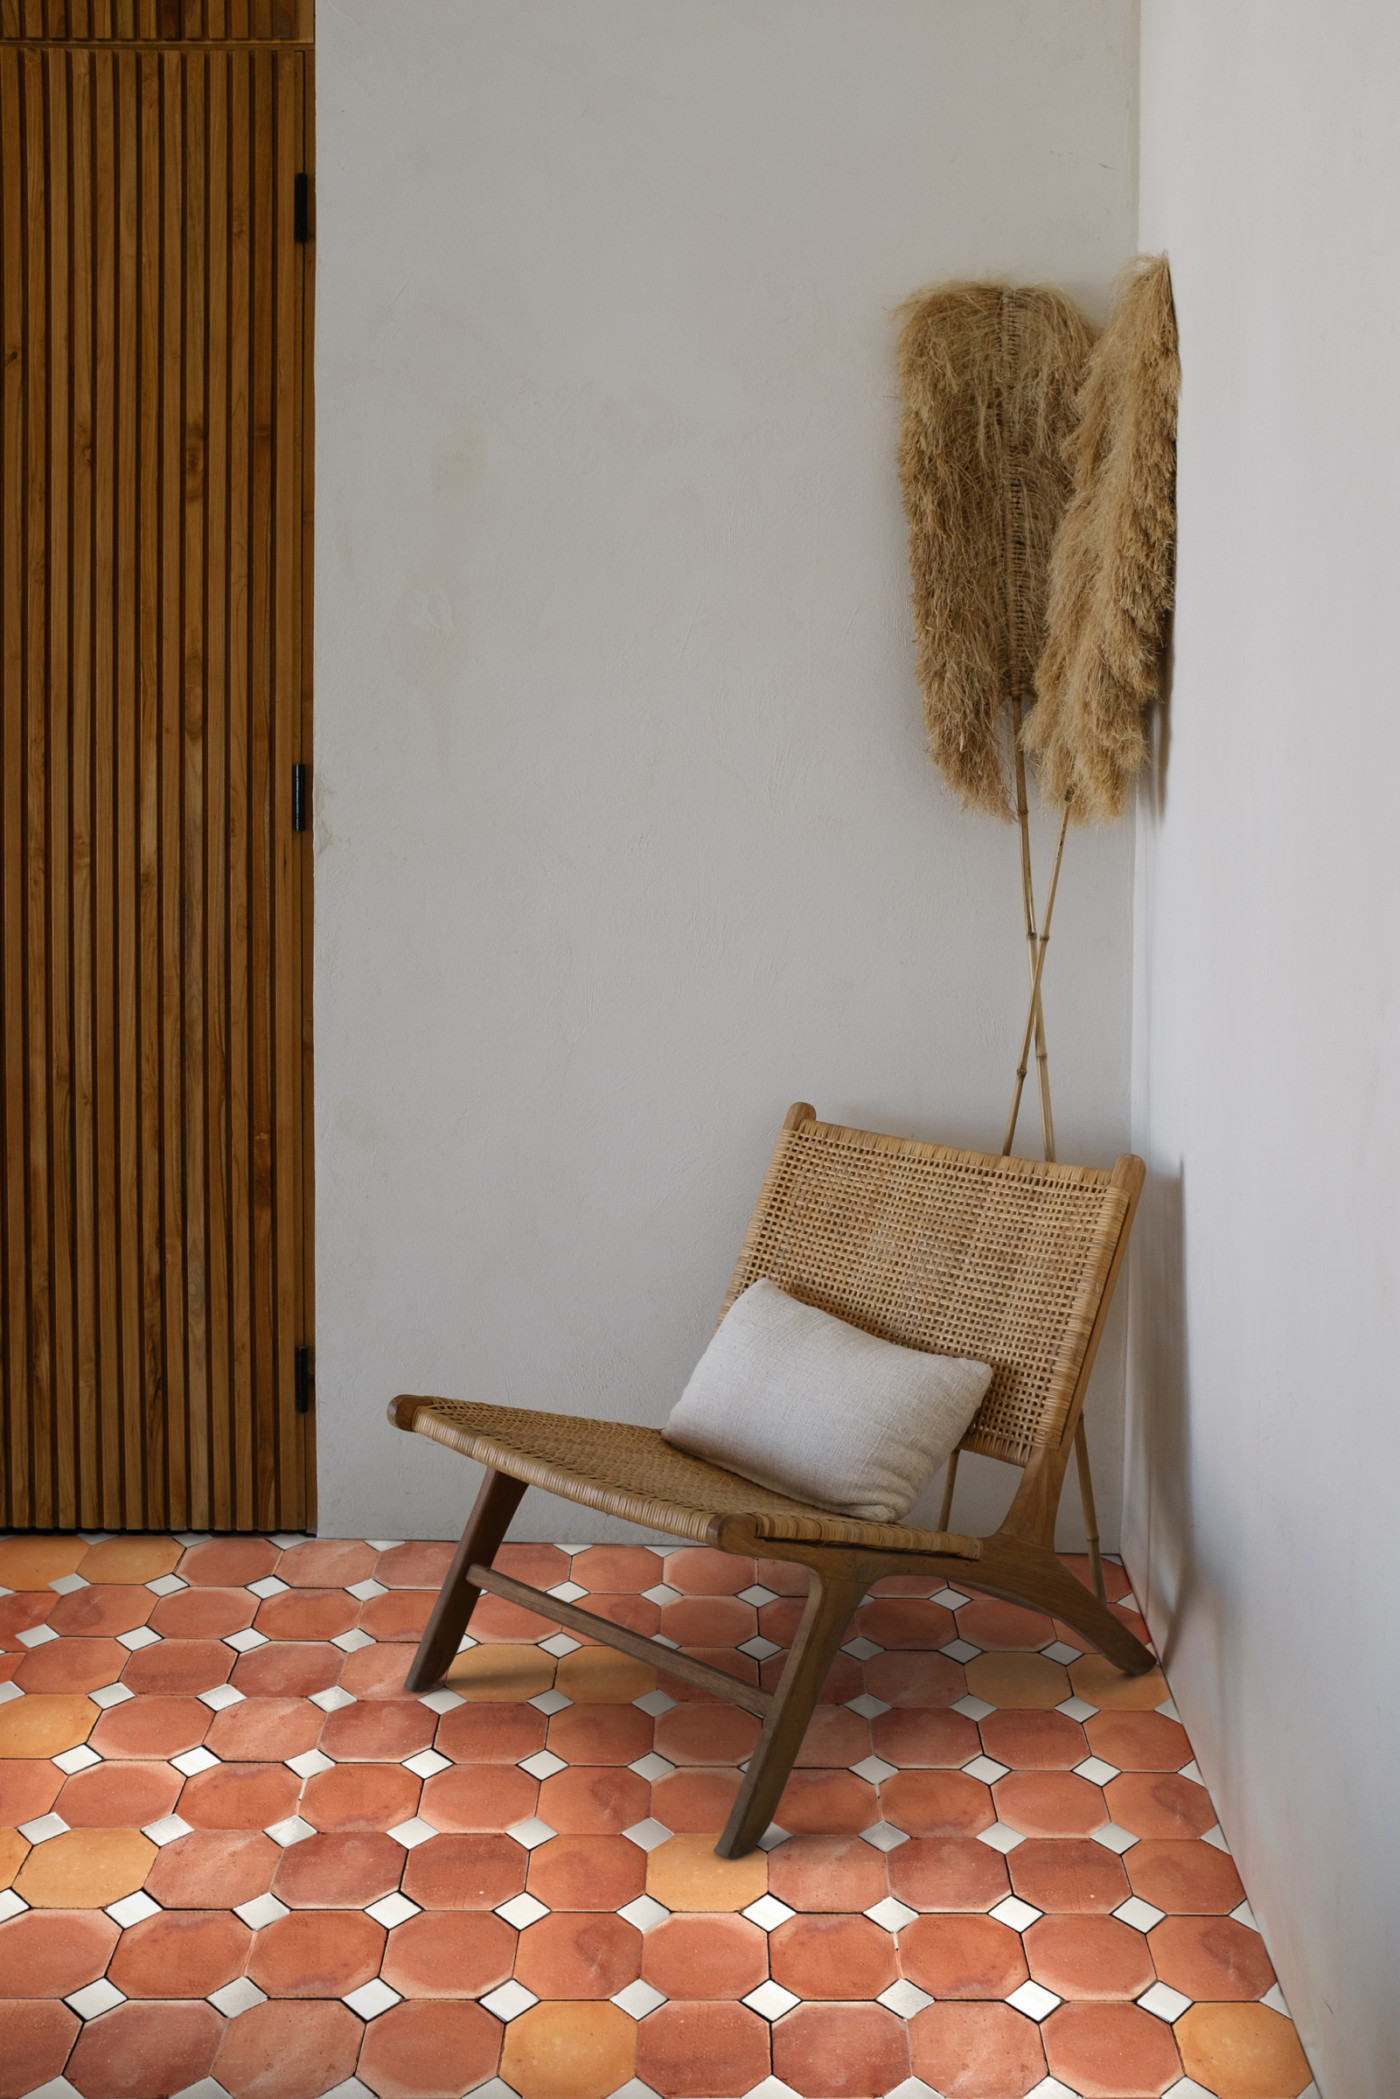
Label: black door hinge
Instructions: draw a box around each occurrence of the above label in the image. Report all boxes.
[295,1345,314,1415]
[294,172,312,243]
[292,762,309,833]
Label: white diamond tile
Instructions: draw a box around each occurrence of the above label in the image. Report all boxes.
[265,1815,315,1848]
[743,1980,801,2021]
[652,1635,680,1650]
[404,1749,453,1780]
[333,1628,375,1653]
[19,1813,70,1844]
[66,1978,125,2020]
[1178,1759,1203,1785]
[173,2086,237,2099]
[1230,1899,1257,1930]
[1040,1641,1083,1666]
[18,1624,60,1648]
[547,1581,588,1603]
[310,1686,357,1713]
[507,1816,557,1850]
[738,1635,781,1661]
[465,2085,527,2099]
[269,1533,303,1549]
[1203,1823,1231,1852]
[223,1629,268,1654]
[623,1817,672,1852]
[990,1896,1043,1931]
[146,1574,188,1597]
[1024,2081,1081,2099]
[737,1584,778,1607]
[1261,1982,1290,2015]
[209,1977,267,2017]
[143,1813,194,1847]
[90,1681,134,1709]
[642,1584,682,1607]
[49,1573,90,1596]
[612,1978,667,2019]
[1139,1980,1192,2021]
[366,1893,422,1930]
[1161,2082,1217,2099]
[742,2082,803,2099]
[365,1540,402,1552]
[742,1894,796,1931]
[962,1755,1009,1785]
[346,1579,388,1601]
[886,2082,943,2099]
[480,1980,537,2022]
[0,1889,29,1923]
[632,1689,677,1717]
[1006,1979,1060,2022]
[457,1636,477,1653]
[247,1576,289,1599]
[756,1824,790,1852]
[1055,1696,1098,1721]
[1113,1896,1165,1932]
[52,1745,103,1776]
[878,1979,934,2017]
[117,1625,161,1651]
[286,1749,335,1781]
[1074,1757,1119,1785]
[171,1747,221,1778]
[1156,1697,1181,1720]
[539,1633,581,1658]
[0,1680,25,1705]
[865,1896,918,1933]
[344,1979,400,2020]
[198,1684,245,1711]
[617,1895,670,1934]
[842,1635,881,1661]
[528,1689,572,1715]
[941,1638,982,1663]
[976,1822,1025,1854]
[628,1753,675,1784]
[850,1755,898,1785]
[105,1890,160,1929]
[953,1694,996,1720]
[496,1891,552,1929]
[78,1532,113,1544]
[174,1532,212,1547]
[1092,1822,1138,1854]
[931,1588,970,1610]
[859,1821,909,1853]
[844,1693,891,1719]
[235,1893,290,1929]
[387,1817,438,1849]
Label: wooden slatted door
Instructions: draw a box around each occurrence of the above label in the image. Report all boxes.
[0,12,314,1530]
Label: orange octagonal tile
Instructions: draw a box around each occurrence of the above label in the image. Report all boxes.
[772,2001,910,2099]
[635,1999,766,2099]
[109,1908,251,1999]
[899,1912,1028,1998]
[379,1907,515,1998]
[910,2000,1046,2098]
[502,1999,637,2099]
[358,1998,504,2099]
[1175,2002,1312,2097]
[14,1827,155,1909]
[514,1910,642,1999]
[1042,2000,1182,2097]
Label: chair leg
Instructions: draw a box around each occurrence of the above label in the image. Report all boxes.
[1073,1419,1107,1606]
[403,1467,527,1693]
[716,1566,868,1860]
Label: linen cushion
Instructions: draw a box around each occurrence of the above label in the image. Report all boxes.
[663,1278,992,1524]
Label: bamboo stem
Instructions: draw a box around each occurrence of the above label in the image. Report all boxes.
[1009,699,1056,1162]
[1002,798,1070,1159]
[1074,1417,1107,1606]
[937,1447,961,1533]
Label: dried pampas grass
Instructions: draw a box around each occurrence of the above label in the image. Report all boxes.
[1025,255,1180,822]
[896,281,1095,819]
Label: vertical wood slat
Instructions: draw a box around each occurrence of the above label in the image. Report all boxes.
[0,31,311,1530]
[0,3,313,40]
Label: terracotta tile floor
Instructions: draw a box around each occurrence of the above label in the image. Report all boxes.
[0,1533,1318,2099]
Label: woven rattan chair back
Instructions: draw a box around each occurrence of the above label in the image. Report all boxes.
[723,1110,1131,1469]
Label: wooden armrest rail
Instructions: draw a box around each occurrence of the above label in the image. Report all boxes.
[468,1563,774,1719]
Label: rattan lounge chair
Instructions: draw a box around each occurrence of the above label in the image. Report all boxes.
[390,1103,1152,1858]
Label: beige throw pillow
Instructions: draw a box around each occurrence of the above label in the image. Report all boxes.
[663,1278,992,1524]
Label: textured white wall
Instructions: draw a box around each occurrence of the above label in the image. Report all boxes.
[1130,7,1400,2093]
[314,0,1140,1545]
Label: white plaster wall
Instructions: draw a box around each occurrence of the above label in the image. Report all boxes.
[1130,7,1400,2092]
[314,0,1140,1546]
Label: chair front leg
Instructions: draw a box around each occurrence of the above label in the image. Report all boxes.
[716,1564,869,1860]
[403,1467,527,1693]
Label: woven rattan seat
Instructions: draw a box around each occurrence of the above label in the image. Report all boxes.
[391,1102,1151,1858]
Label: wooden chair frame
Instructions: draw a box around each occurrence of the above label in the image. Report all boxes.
[390,1104,1152,1859]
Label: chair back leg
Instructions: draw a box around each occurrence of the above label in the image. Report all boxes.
[716,1564,869,1860]
[404,1468,527,1693]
